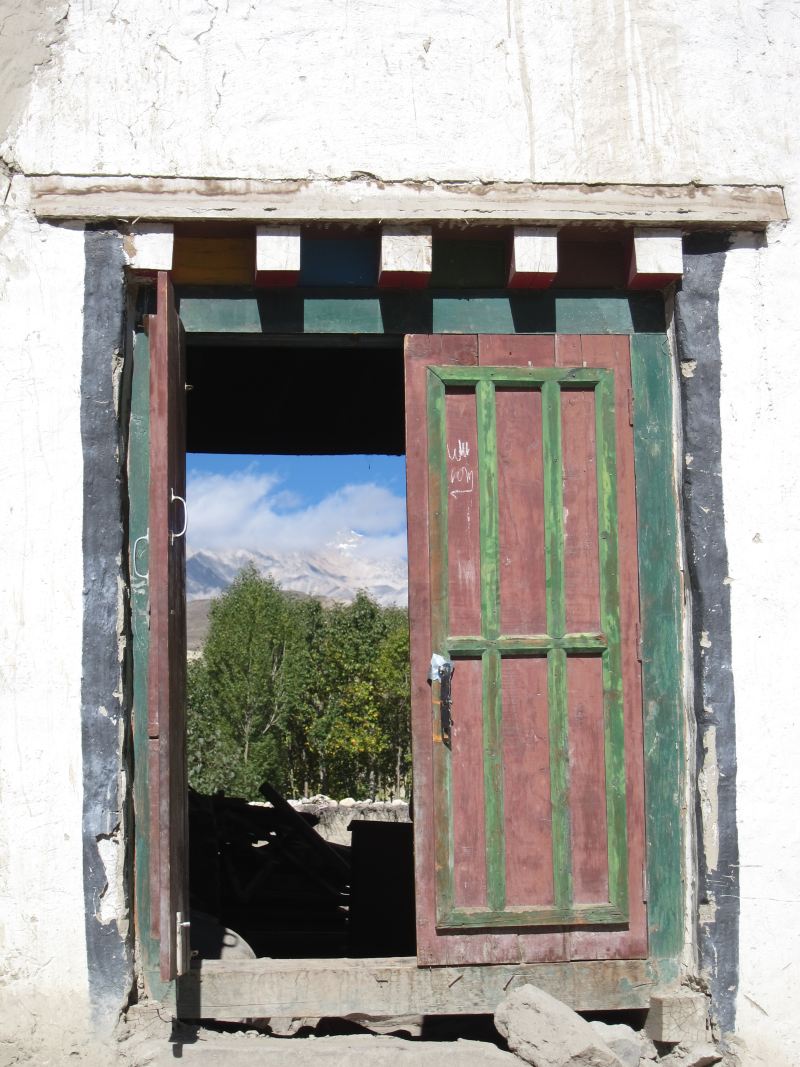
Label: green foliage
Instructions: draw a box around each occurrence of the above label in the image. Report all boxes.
[186,569,411,802]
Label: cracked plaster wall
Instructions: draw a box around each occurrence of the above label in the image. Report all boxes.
[0,0,799,1061]
[717,226,800,1067]
[0,0,796,186]
[0,205,92,1053]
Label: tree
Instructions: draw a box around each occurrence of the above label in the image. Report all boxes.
[186,572,413,800]
[188,565,297,798]
[375,618,411,796]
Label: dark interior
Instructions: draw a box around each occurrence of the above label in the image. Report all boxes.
[186,338,405,455]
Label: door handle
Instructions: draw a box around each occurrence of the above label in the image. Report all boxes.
[429,654,454,748]
[170,490,187,545]
[439,661,454,747]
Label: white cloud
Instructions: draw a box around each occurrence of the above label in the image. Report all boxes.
[186,469,407,560]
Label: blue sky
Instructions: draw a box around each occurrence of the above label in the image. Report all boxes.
[185,453,408,562]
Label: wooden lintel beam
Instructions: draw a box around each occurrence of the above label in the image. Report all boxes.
[24,175,787,228]
[176,956,655,1020]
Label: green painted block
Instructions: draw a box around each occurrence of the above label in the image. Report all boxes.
[304,296,384,334]
[432,295,516,333]
[177,290,263,332]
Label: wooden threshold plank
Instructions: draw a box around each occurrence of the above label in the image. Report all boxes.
[176,956,654,1019]
[25,175,787,227]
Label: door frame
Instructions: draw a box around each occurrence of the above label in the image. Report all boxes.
[128,284,686,1008]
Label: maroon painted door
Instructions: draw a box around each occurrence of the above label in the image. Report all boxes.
[405,334,647,966]
[148,272,190,980]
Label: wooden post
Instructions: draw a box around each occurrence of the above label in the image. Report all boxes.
[124,223,174,276]
[379,225,432,288]
[508,226,558,288]
[627,228,683,289]
[255,225,301,287]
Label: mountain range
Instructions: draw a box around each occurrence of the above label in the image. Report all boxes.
[186,535,408,608]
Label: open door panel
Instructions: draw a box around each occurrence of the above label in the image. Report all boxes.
[405,334,647,966]
[147,271,189,981]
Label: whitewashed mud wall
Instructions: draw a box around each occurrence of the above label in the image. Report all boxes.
[0,208,91,1051]
[0,1,799,1062]
[718,225,800,1067]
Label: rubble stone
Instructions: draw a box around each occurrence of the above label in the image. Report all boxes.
[494,984,625,1067]
[657,1044,722,1067]
[588,1022,655,1067]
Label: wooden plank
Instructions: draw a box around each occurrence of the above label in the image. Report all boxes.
[494,388,547,634]
[566,656,609,903]
[29,174,787,226]
[630,334,684,965]
[594,368,628,922]
[540,379,572,913]
[174,291,666,337]
[547,647,572,912]
[129,326,168,995]
[562,388,601,632]
[451,658,487,909]
[501,657,554,906]
[405,334,481,967]
[176,957,654,1019]
[426,367,455,924]
[568,335,647,962]
[148,272,190,982]
[475,379,505,914]
[444,388,482,635]
[439,366,604,387]
[477,335,566,966]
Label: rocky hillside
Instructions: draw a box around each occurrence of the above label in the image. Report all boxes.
[186,536,408,609]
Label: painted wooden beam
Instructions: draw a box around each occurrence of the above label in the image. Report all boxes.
[123,223,174,275]
[176,956,654,1020]
[255,225,301,287]
[508,226,558,288]
[379,225,432,288]
[25,176,787,228]
[627,228,684,290]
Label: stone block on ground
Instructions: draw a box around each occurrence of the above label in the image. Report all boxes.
[646,992,708,1045]
[494,984,625,1067]
[588,1021,656,1067]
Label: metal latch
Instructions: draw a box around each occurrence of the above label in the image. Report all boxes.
[132,529,149,580]
[429,654,454,748]
[176,911,191,975]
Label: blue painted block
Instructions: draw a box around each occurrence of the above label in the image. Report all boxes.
[300,237,380,287]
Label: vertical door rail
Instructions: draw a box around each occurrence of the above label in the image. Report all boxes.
[147,271,190,980]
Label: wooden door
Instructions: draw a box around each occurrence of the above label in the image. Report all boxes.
[148,272,190,980]
[405,334,647,966]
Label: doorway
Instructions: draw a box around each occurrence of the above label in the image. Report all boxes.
[131,273,684,1018]
[182,334,417,961]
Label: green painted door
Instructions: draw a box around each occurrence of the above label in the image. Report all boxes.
[406,335,647,966]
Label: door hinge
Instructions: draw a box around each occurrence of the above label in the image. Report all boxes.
[627,385,634,427]
[642,867,649,902]
[176,911,191,975]
[636,621,643,662]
